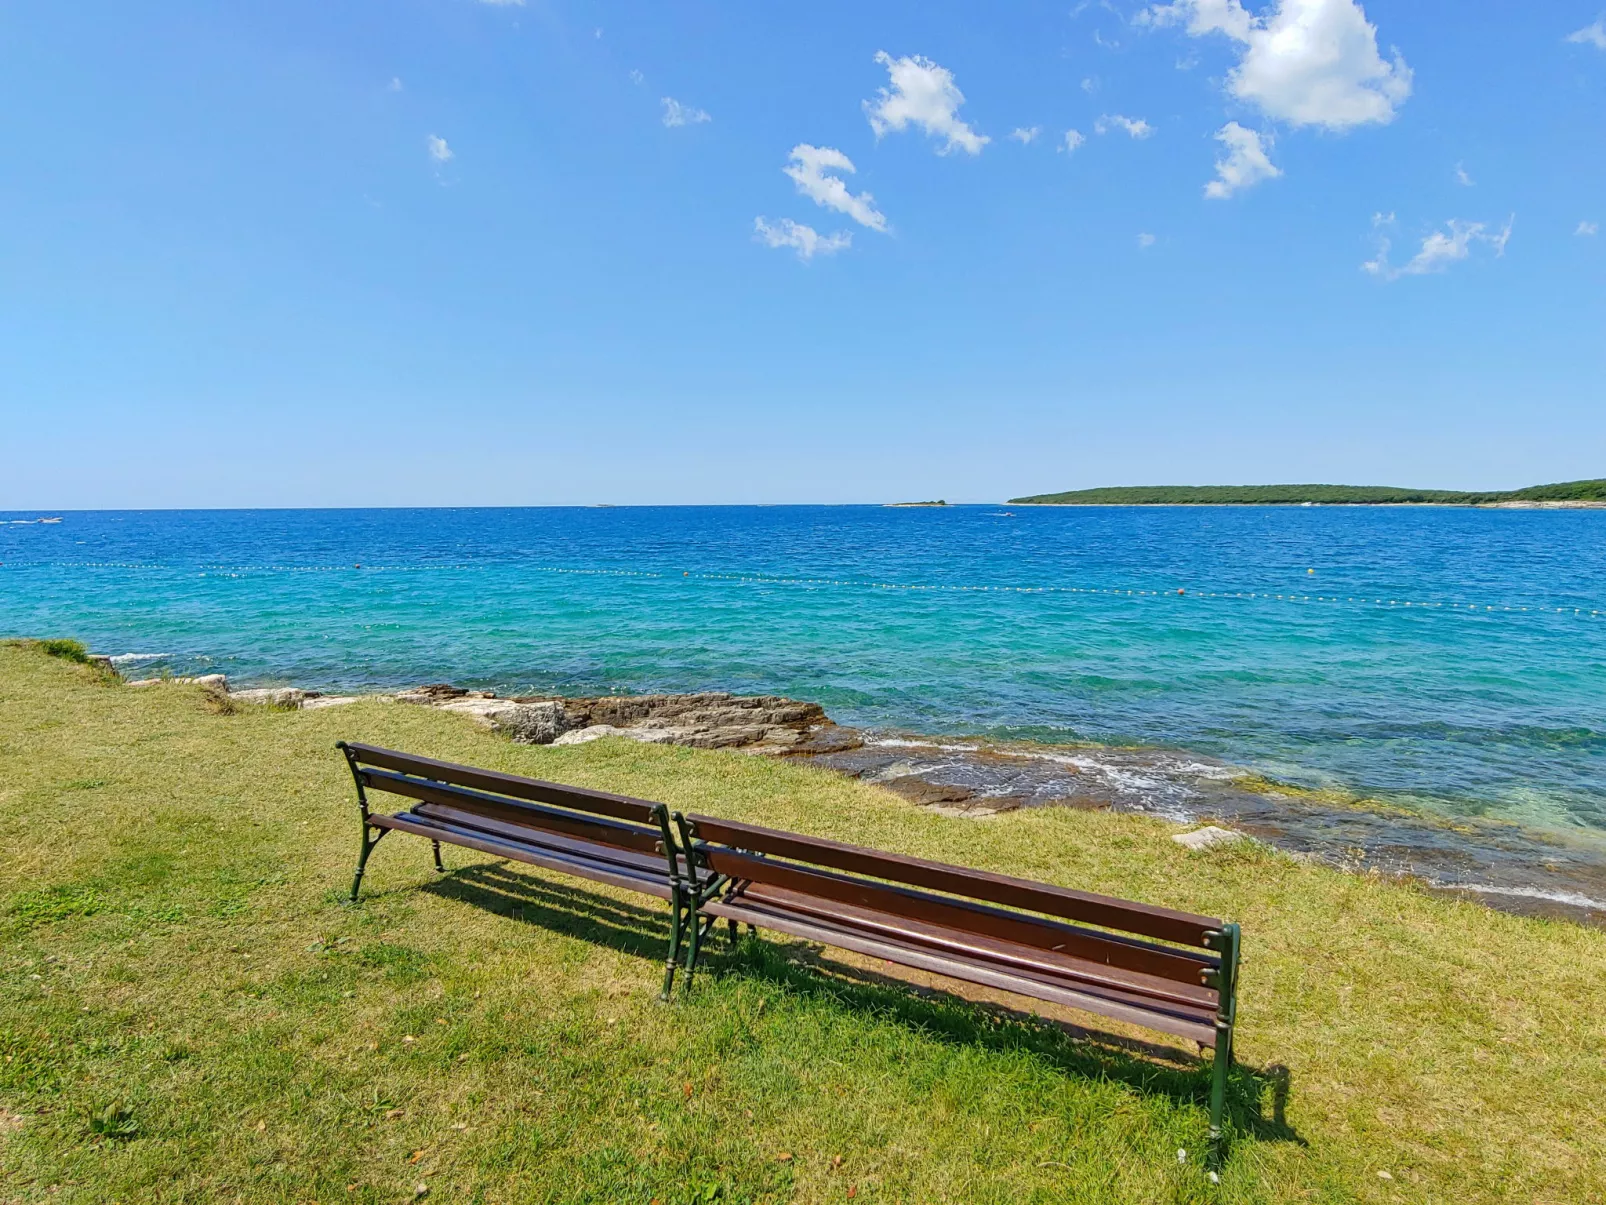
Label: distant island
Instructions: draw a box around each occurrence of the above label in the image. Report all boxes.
[885,499,949,507]
[1008,479,1606,507]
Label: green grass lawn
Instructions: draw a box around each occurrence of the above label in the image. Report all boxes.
[1,642,1602,1203]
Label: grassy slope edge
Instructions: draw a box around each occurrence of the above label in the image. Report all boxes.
[1,642,1602,1204]
[1007,479,1606,505]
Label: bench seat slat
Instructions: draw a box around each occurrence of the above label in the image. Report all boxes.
[413,801,687,878]
[345,741,662,825]
[702,894,1219,1047]
[360,769,665,857]
[686,814,1220,948]
[733,882,1218,1012]
[704,848,1215,987]
[369,812,675,900]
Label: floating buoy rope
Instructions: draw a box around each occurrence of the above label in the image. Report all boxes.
[4,561,1601,619]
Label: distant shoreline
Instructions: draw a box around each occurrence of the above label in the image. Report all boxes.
[1009,479,1606,507]
[1015,500,1606,509]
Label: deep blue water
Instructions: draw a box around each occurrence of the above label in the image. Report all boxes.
[3,505,1604,835]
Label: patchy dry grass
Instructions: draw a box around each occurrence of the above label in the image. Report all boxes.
[0,641,1602,1203]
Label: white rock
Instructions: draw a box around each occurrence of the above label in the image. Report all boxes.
[1173,826,1245,851]
[126,674,227,693]
[301,695,367,710]
[438,699,570,745]
[553,724,676,747]
[229,687,311,708]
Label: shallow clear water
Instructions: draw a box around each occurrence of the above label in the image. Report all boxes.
[4,505,1604,836]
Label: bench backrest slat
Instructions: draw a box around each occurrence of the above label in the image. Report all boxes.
[702,847,1216,988]
[686,814,1220,948]
[359,768,665,858]
[342,742,663,826]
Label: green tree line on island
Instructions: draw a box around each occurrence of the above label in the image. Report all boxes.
[1008,479,1606,505]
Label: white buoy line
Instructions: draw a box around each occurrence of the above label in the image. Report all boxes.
[5,560,1602,619]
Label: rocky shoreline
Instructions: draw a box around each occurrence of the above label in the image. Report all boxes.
[112,667,1606,927]
[121,670,865,756]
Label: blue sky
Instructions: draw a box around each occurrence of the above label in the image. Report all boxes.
[3,0,1603,506]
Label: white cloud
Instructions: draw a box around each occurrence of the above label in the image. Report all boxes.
[1095,114,1154,138]
[629,69,645,85]
[1081,77,1099,93]
[388,77,403,92]
[1455,162,1474,187]
[1363,215,1514,280]
[1143,0,1411,130]
[1009,126,1042,144]
[783,145,887,231]
[1578,220,1600,236]
[479,0,525,6]
[426,134,453,163]
[1372,210,1394,227]
[661,97,711,127]
[1137,232,1157,247]
[754,217,852,261]
[1204,122,1280,197]
[1062,129,1087,153]
[864,51,989,155]
[1567,17,1606,49]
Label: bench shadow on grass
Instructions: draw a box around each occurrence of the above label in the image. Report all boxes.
[420,859,1302,1157]
[418,860,674,964]
[713,936,1303,1159]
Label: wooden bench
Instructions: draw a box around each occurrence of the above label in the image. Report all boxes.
[337,742,692,997]
[674,813,1243,1153]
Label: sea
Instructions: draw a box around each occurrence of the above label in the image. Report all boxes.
[5,505,1605,917]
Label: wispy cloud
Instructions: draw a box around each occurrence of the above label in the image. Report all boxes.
[661,97,711,127]
[1137,232,1157,248]
[1578,220,1600,237]
[783,145,887,231]
[754,217,851,261]
[1204,122,1280,198]
[426,134,453,163]
[1062,129,1087,153]
[1455,162,1474,187]
[629,69,645,86]
[1009,126,1042,144]
[1364,215,1514,280]
[1141,0,1411,130]
[388,77,403,92]
[1567,16,1606,49]
[1095,114,1154,138]
[864,51,989,155]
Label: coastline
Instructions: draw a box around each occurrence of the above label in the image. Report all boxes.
[1012,500,1606,508]
[115,661,1606,928]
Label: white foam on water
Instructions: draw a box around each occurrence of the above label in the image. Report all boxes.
[868,737,982,753]
[108,652,172,663]
[1434,883,1606,911]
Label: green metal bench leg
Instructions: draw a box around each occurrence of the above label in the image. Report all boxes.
[1205,921,1241,1173]
[661,885,686,1001]
[1208,1032,1231,1167]
[349,827,388,901]
[431,840,445,873]
[727,916,739,945]
[683,911,706,995]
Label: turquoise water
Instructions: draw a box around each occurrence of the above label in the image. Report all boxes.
[4,505,1604,836]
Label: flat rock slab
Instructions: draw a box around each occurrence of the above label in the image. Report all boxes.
[1173,826,1245,851]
